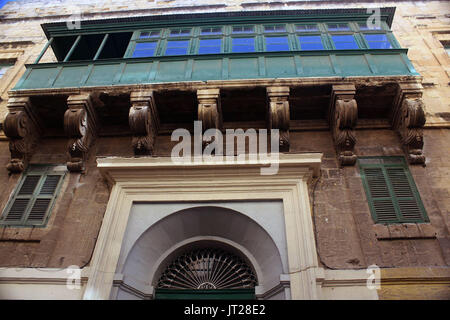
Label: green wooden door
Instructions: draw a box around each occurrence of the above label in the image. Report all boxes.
[155,289,255,300]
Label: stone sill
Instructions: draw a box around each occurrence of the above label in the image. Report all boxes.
[373,223,437,240]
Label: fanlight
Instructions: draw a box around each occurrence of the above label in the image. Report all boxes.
[157,248,257,290]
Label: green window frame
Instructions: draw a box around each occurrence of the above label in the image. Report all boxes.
[119,20,401,59]
[359,157,429,224]
[0,165,65,227]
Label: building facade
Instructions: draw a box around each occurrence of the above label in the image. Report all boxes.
[0,0,449,300]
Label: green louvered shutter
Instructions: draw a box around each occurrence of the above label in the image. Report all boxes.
[359,158,429,224]
[1,166,65,227]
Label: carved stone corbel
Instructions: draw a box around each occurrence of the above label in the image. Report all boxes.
[328,84,358,166]
[391,82,426,164]
[64,93,98,172]
[129,90,159,155]
[197,89,222,148]
[267,86,290,152]
[3,97,43,173]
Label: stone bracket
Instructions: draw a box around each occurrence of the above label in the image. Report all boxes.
[391,82,426,165]
[64,93,98,172]
[328,84,358,166]
[267,86,290,152]
[197,89,222,148]
[129,90,159,155]
[3,97,43,173]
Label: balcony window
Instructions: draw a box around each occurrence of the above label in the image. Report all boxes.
[169,29,191,37]
[232,26,254,34]
[264,25,286,33]
[198,38,222,54]
[358,22,382,31]
[165,40,190,55]
[132,42,158,57]
[327,23,350,31]
[232,37,255,53]
[140,30,160,39]
[265,36,290,51]
[364,34,392,49]
[332,35,359,49]
[298,35,324,50]
[201,27,222,35]
[296,24,319,32]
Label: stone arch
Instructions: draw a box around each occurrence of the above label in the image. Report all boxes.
[117,205,287,299]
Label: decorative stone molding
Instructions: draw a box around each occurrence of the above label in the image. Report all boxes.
[85,154,322,300]
[328,84,358,166]
[391,82,426,164]
[64,93,98,172]
[197,89,222,148]
[3,97,42,173]
[266,86,290,152]
[129,90,159,155]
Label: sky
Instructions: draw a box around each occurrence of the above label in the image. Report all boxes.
[0,0,16,9]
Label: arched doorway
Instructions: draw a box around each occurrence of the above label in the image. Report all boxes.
[113,204,290,300]
[155,247,257,299]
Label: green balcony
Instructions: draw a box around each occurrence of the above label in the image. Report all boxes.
[12,7,419,91]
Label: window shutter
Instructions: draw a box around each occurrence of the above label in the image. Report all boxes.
[39,175,61,195]
[1,166,65,226]
[4,175,42,222]
[360,158,428,224]
[4,199,30,222]
[386,167,423,222]
[363,168,397,223]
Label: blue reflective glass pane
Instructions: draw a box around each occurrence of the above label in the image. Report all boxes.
[365,34,388,41]
[167,40,189,47]
[265,36,288,44]
[233,38,254,45]
[198,46,221,54]
[135,42,157,50]
[332,35,354,42]
[132,49,155,57]
[165,40,189,55]
[332,35,358,49]
[266,44,289,51]
[367,41,392,49]
[266,36,289,51]
[165,48,188,55]
[199,39,221,46]
[300,42,324,50]
[233,45,254,53]
[298,36,322,43]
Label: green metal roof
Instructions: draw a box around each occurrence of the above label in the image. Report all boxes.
[41,7,396,38]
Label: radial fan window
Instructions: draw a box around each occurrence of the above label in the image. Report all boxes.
[157,248,257,290]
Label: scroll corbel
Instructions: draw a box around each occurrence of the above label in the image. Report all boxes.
[64,93,98,172]
[391,82,426,164]
[267,86,290,152]
[329,84,358,166]
[129,90,159,155]
[197,89,222,149]
[3,97,43,173]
